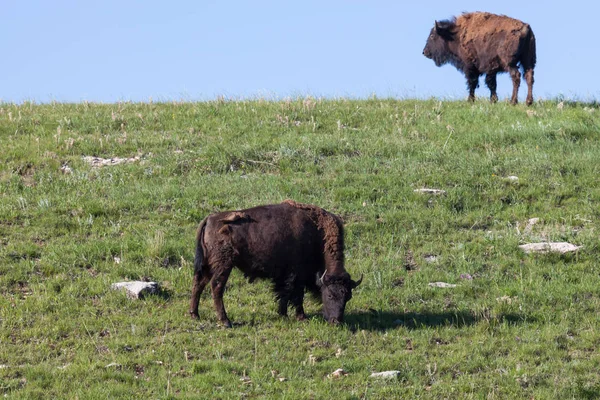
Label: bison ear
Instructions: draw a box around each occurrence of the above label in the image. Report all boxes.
[351,274,363,289]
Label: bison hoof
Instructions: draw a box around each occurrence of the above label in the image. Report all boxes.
[296,313,307,321]
[221,320,233,328]
[189,311,199,319]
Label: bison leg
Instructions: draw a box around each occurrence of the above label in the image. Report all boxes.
[211,267,233,328]
[189,269,213,319]
[464,69,479,102]
[277,297,289,317]
[509,67,521,105]
[276,279,306,320]
[524,69,534,106]
[291,291,306,321]
[485,73,498,103]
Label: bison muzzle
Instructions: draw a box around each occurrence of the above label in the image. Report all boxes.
[189,200,362,327]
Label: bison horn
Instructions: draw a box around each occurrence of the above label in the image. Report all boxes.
[316,271,327,287]
[351,274,363,288]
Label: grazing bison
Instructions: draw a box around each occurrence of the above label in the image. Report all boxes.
[189,200,362,327]
[423,12,536,105]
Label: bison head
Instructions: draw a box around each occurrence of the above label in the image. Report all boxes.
[316,271,362,325]
[423,20,457,67]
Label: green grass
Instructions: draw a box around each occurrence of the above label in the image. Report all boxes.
[1,98,600,398]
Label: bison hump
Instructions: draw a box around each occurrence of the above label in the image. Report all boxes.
[219,211,251,224]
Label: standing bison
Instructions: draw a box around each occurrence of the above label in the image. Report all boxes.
[423,12,536,105]
[189,200,362,327]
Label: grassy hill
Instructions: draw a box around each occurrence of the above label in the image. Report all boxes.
[1,98,599,398]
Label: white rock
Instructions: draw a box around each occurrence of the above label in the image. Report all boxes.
[414,188,446,195]
[370,370,401,379]
[424,255,439,263]
[519,242,582,254]
[82,155,140,168]
[111,281,159,299]
[505,176,519,182]
[428,282,457,288]
[328,368,348,378]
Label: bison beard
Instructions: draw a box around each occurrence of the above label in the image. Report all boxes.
[422,12,536,105]
[189,200,361,327]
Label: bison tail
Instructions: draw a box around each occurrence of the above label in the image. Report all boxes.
[194,218,208,275]
[521,25,536,71]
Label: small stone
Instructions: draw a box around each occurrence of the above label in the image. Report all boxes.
[328,368,348,378]
[414,188,446,195]
[424,255,439,263]
[428,282,457,288]
[82,155,140,168]
[60,164,73,174]
[369,370,401,379]
[111,281,159,299]
[519,242,582,254]
[505,176,519,182]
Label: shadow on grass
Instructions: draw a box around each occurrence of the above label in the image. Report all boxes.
[154,287,172,301]
[345,310,535,332]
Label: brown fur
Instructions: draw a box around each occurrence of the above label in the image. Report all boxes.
[423,12,536,105]
[189,201,360,327]
[282,199,345,271]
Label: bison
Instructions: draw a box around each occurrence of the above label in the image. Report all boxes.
[423,12,536,105]
[189,200,362,327]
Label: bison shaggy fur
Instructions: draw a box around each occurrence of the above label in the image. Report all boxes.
[189,200,361,327]
[423,12,536,105]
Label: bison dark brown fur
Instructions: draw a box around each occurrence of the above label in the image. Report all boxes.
[189,200,361,327]
[423,12,536,105]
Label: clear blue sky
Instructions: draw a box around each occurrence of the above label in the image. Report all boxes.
[2,1,597,103]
